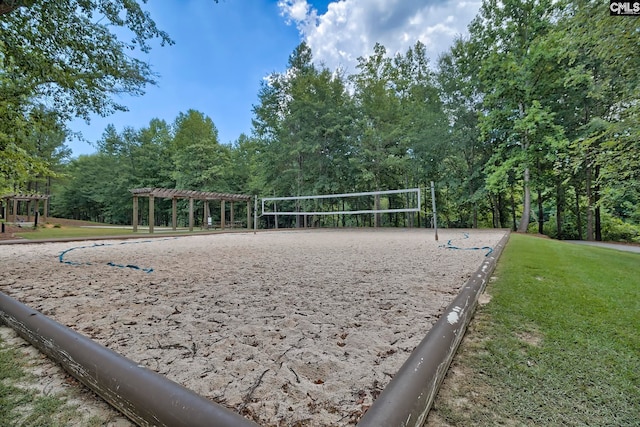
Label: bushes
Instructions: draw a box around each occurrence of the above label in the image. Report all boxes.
[529,212,640,243]
[601,214,640,243]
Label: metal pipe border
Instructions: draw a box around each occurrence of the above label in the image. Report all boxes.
[357,231,510,427]
[0,292,259,427]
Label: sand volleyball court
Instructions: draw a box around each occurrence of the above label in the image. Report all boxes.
[0,228,506,426]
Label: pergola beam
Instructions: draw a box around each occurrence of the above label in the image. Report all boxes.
[130,188,251,202]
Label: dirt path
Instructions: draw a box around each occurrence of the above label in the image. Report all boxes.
[0,229,506,426]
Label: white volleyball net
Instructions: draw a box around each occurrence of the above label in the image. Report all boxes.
[261,188,421,227]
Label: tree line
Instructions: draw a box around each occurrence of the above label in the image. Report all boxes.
[1,0,638,241]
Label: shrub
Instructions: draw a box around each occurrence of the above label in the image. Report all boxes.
[601,214,640,243]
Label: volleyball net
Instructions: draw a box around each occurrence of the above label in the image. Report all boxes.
[261,188,421,220]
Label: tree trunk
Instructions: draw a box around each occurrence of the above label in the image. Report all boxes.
[517,102,531,233]
[510,185,517,231]
[518,167,531,232]
[490,195,499,228]
[556,179,564,240]
[537,188,544,235]
[405,178,414,228]
[574,183,583,240]
[500,194,506,228]
[471,180,478,229]
[594,165,602,241]
[586,165,594,241]
[0,2,22,16]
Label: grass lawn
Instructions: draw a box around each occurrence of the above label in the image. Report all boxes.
[15,226,137,240]
[0,333,105,427]
[427,234,640,426]
[6,223,223,240]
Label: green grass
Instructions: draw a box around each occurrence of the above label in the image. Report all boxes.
[13,225,221,240]
[429,234,640,426]
[16,227,137,240]
[0,335,105,427]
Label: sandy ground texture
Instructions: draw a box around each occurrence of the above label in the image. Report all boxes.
[0,228,506,426]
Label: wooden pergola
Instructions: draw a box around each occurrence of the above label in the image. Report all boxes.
[1,194,50,224]
[130,188,253,233]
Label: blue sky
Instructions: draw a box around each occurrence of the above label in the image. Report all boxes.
[68,0,481,157]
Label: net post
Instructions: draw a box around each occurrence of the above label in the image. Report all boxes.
[430,181,438,241]
[254,195,258,234]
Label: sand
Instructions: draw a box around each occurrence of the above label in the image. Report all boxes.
[0,228,506,426]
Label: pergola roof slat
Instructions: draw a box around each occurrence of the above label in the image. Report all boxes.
[129,188,252,202]
[1,194,51,201]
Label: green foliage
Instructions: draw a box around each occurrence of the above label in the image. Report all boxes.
[436,38,492,228]
[0,0,170,193]
[1,1,171,121]
[601,214,640,243]
[253,42,357,198]
[171,109,230,191]
[436,0,639,236]
[52,111,235,225]
[45,2,639,236]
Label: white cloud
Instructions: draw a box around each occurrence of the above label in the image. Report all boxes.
[278,0,315,25]
[278,0,483,73]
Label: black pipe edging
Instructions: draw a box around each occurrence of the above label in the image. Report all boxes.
[0,292,259,427]
[357,231,510,427]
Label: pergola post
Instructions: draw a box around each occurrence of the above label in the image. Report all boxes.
[148,195,155,234]
[0,195,49,225]
[132,196,138,232]
[43,197,48,223]
[129,188,252,234]
[34,200,40,225]
[220,200,225,230]
[172,198,177,231]
[189,198,194,231]
[230,203,234,228]
[204,201,210,230]
[246,200,251,230]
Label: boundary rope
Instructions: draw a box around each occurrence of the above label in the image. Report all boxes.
[440,232,494,257]
[58,238,177,273]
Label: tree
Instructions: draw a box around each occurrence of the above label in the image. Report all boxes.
[469,0,562,232]
[253,43,356,201]
[0,0,173,193]
[437,37,491,228]
[350,43,403,195]
[171,110,230,191]
[52,152,130,223]
[21,108,71,195]
[135,119,175,189]
[552,0,640,240]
